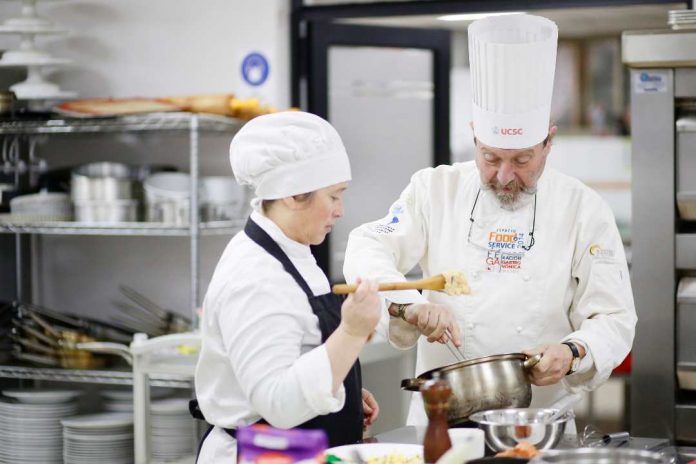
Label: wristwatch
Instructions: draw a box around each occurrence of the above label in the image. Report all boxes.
[562,341,581,375]
[391,303,411,321]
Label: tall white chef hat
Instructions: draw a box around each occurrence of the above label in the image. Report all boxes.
[468,14,558,149]
[230,111,351,200]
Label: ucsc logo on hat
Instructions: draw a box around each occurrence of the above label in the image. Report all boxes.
[492,126,524,136]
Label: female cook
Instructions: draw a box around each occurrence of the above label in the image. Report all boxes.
[193,111,382,463]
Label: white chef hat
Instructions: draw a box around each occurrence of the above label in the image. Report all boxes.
[468,14,558,149]
[229,111,351,200]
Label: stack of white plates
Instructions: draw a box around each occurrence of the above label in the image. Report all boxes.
[61,413,134,464]
[0,389,80,464]
[151,398,196,461]
[100,389,135,413]
[100,388,175,412]
[669,9,696,29]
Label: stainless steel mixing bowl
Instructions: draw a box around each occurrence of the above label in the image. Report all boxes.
[469,408,574,451]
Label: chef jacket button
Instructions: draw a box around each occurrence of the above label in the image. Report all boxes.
[516,326,523,333]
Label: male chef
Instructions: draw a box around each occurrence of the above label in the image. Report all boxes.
[343,13,637,425]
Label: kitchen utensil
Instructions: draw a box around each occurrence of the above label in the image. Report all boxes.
[118,285,170,321]
[333,272,470,296]
[73,199,138,222]
[531,448,669,463]
[201,176,248,221]
[546,393,582,422]
[580,424,631,448]
[469,408,574,452]
[444,329,466,362]
[144,172,195,225]
[0,91,16,116]
[401,353,542,425]
[112,301,167,328]
[71,162,136,202]
[19,302,133,343]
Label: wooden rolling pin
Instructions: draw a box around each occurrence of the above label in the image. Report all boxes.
[332,272,470,296]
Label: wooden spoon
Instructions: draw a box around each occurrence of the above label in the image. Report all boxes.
[332,271,470,296]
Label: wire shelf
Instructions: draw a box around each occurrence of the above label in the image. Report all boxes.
[0,365,193,388]
[0,112,245,135]
[0,219,245,236]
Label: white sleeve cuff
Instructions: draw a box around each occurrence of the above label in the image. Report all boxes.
[294,345,345,415]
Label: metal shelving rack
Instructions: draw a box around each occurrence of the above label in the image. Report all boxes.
[0,219,245,236]
[0,113,245,379]
[0,112,243,463]
[0,365,192,388]
[1,112,246,325]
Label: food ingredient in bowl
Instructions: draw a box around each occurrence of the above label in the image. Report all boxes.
[495,441,539,458]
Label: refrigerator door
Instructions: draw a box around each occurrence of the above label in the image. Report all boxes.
[328,45,435,279]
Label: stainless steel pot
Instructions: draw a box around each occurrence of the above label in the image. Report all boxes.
[71,162,137,202]
[401,353,541,425]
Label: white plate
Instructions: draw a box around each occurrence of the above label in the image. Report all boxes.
[0,24,66,34]
[150,398,189,414]
[3,389,81,404]
[61,412,133,429]
[325,444,423,462]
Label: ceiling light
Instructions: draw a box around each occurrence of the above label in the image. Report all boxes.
[437,12,524,22]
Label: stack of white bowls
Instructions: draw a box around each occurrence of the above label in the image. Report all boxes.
[61,412,134,464]
[150,398,196,461]
[0,389,80,464]
[201,176,249,222]
[71,162,138,223]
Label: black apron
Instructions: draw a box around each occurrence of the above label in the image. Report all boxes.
[191,218,363,458]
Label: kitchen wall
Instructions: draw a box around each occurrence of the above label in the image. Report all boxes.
[0,0,290,107]
[0,0,292,311]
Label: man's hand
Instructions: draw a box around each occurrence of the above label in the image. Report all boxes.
[362,388,379,430]
[523,343,583,386]
[392,302,461,347]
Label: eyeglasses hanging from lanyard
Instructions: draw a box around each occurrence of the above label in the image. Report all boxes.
[466,188,537,252]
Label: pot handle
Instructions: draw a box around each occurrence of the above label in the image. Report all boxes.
[523,353,543,370]
[401,377,425,391]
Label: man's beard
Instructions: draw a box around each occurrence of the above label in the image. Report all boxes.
[482,180,536,210]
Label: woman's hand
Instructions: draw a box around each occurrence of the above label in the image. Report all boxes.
[339,278,381,339]
[362,388,379,430]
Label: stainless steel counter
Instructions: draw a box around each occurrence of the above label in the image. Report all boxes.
[371,426,669,452]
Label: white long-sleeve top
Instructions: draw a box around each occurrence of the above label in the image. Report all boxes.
[344,161,637,425]
[195,211,344,463]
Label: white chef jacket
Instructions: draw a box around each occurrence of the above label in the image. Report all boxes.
[195,210,345,463]
[343,161,636,425]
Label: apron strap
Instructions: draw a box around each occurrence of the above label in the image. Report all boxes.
[244,218,314,299]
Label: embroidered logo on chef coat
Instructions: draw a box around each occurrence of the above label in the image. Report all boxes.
[371,204,404,234]
[484,227,529,272]
[589,244,614,259]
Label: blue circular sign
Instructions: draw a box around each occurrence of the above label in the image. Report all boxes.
[241,52,269,87]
